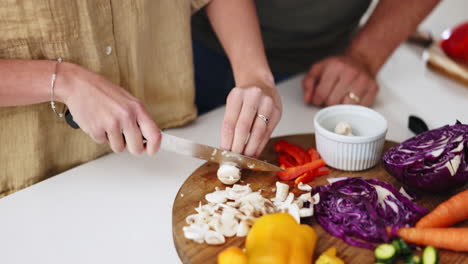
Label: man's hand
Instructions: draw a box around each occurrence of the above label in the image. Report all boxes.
[302,55,379,107]
[221,84,282,158]
[58,63,161,155]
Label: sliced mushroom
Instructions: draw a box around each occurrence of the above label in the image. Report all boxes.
[297,182,312,192]
[220,210,238,237]
[205,190,228,204]
[273,182,289,202]
[239,203,255,217]
[312,193,320,204]
[226,184,252,200]
[299,207,314,218]
[185,214,200,225]
[204,230,225,245]
[236,220,250,237]
[207,213,222,233]
[183,224,209,244]
[288,203,301,223]
[183,181,318,245]
[217,162,241,185]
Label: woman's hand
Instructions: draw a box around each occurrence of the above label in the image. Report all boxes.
[57,63,161,155]
[302,55,379,107]
[220,83,282,158]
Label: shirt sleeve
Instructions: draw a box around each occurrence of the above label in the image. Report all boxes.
[191,0,211,14]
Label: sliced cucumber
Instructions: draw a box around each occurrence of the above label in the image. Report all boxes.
[375,243,397,264]
[405,254,422,264]
[422,246,439,264]
[397,238,412,256]
[392,240,401,256]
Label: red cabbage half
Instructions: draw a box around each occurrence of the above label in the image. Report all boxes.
[311,177,428,249]
[382,123,468,192]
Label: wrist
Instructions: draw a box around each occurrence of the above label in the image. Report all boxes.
[54,61,80,104]
[344,47,380,77]
[233,66,275,92]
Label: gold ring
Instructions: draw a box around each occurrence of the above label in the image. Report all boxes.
[257,114,270,123]
[348,92,361,104]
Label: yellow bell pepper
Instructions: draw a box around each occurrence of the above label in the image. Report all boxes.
[217,213,317,264]
[246,213,317,264]
[218,247,248,264]
[315,247,345,264]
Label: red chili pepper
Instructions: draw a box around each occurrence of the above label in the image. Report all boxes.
[277,159,326,181]
[294,172,314,185]
[316,167,330,175]
[294,166,330,185]
[274,140,305,165]
[278,153,296,168]
[307,147,320,161]
[301,146,311,163]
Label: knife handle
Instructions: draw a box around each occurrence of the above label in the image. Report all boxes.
[64,111,151,143]
[407,30,433,47]
[65,110,80,129]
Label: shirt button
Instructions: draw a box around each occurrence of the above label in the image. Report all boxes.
[105,46,113,55]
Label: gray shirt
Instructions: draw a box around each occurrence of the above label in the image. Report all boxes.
[192,0,372,73]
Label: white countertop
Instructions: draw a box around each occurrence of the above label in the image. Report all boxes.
[1,1,467,263]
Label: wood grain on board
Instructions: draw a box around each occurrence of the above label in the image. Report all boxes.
[172,134,468,264]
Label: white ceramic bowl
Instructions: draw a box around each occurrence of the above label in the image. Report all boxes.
[314,105,388,171]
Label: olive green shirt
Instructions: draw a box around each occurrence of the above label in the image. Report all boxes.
[192,0,372,73]
[0,0,210,197]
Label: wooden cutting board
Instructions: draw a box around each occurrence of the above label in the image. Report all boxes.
[172,134,468,264]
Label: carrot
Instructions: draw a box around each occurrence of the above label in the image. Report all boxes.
[396,227,468,252]
[416,189,468,228]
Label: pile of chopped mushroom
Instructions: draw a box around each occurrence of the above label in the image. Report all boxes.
[183,182,319,245]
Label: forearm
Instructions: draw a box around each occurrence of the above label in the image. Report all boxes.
[0,59,71,106]
[348,0,440,75]
[205,0,273,88]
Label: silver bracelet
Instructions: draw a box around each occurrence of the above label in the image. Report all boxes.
[50,57,66,117]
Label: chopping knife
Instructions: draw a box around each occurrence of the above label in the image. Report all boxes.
[160,132,282,172]
[65,111,282,172]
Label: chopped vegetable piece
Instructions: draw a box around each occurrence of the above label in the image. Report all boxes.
[422,246,438,264]
[312,178,428,249]
[307,147,320,161]
[274,140,306,165]
[315,247,345,264]
[382,123,468,192]
[405,254,422,264]
[246,213,317,264]
[277,159,326,181]
[391,240,401,256]
[316,167,330,175]
[397,238,412,256]
[295,167,330,185]
[416,189,468,228]
[217,247,248,264]
[395,227,468,252]
[375,243,397,264]
[278,153,297,168]
[295,172,315,185]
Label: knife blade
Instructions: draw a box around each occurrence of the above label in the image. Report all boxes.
[63,113,280,171]
[160,132,282,172]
